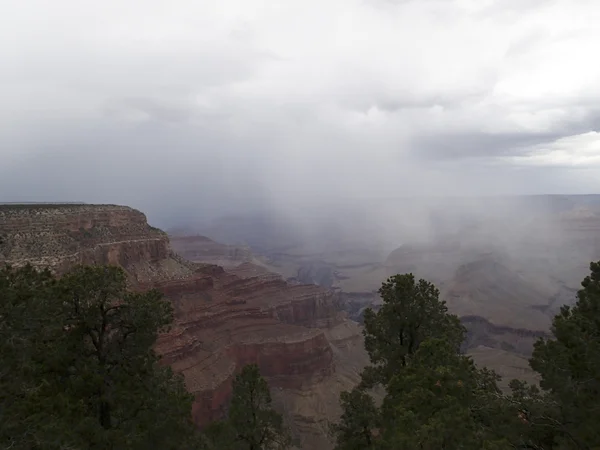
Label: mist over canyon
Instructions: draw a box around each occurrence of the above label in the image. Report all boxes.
[3,0,600,446]
[2,195,600,447]
[169,194,600,387]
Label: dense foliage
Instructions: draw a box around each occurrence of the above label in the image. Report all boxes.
[0,264,198,450]
[332,265,600,450]
[0,263,290,449]
[4,259,600,449]
[526,261,600,448]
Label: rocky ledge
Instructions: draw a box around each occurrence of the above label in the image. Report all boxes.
[0,204,168,275]
[169,234,253,268]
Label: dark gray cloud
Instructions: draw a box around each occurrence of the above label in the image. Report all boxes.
[411,106,600,161]
[411,130,562,161]
[1,0,600,226]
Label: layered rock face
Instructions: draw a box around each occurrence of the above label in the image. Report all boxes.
[148,265,343,425]
[0,204,169,277]
[0,204,367,449]
[172,198,600,393]
[169,234,253,268]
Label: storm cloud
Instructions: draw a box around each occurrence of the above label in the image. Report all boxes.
[2,0,600,224]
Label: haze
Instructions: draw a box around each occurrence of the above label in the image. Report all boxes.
[2,0,600,228]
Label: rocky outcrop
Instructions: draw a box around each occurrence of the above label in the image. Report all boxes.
[169,234,253,268]
[0,204,170,277]
[144,263,345,426]
[460,315,550,356]
[0,204,366,449]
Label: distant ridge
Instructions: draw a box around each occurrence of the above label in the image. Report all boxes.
[0,202,86,204]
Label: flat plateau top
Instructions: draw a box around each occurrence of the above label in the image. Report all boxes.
[0,204,130,213]
[1,203,93,209]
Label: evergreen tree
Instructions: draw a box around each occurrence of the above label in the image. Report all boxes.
[204,364,291,450]
[0,264,71,448]
[199,420,238,450]
[377,339,510,449]
[0,264,199,449]
[504,379,562,449]
[229,364,291,450]
[333,264,600,449]
[333,273,513,450]
[329,388,380,450]
[361,274,465,387]
[526,261,600,448]
[8,258,600,449]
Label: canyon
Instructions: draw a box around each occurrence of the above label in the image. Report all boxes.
[0,204,368,450]
[185,196,600,385]
[3,197,600,447]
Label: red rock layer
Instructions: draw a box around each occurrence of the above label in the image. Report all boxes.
[148,265,340,425]
[0,205,169,275]
[169,234,253,267]
[0,205,355,441]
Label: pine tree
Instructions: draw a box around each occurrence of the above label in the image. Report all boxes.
[229,364,292,450]
[361,274,465,387]
[526,261,600,448]
[204,364,291,450]
[0,264,70,448]
[333,273,512,449]
[329,388,379,450]
[0,264,199,449]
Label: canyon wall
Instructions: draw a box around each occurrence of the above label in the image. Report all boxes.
[147,266,342,426]
[0,204,169,276]
[169,234,253,268]
[0,204,367,449]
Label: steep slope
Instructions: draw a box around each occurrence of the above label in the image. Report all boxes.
[382,244,556,354]
[0,204,368,450]
[379,208,600,362]
[169,234,254,268]
[445,257,552,330]
[171,197,600,391]
[0,204,172,278]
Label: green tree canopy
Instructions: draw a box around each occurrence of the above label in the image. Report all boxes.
[527,261,600,448]
[361,274,465,387]
[333,273,518,450]
[0,264,68,448]
[334,263,600,450]
[6,258,600,449]
[0,264,199,450]
[377,338,511,449]
[230,364,291,450]
[329,387,380,450]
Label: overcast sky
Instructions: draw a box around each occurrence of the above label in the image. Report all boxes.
[2,0,600,222]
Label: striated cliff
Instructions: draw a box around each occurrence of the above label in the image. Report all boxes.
[0,204,367,449]
[169,234,254,268]
[147,265,343,425]
[0,204,170,277]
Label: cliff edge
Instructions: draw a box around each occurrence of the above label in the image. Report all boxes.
[0,204,367,450]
